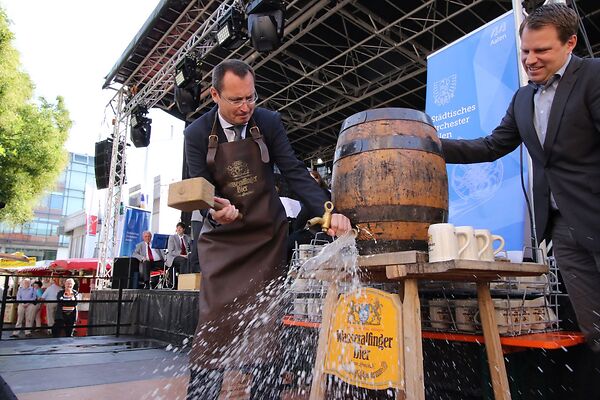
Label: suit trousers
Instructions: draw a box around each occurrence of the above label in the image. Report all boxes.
[551,212,600,353]
[188,220,203,273]
[139,260,164,283]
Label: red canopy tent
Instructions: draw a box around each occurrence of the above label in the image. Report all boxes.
[49,258,106,272]
[2,258,110,275]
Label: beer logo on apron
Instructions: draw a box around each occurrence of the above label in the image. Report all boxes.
[227,160,250,178]
[226,160,258,197]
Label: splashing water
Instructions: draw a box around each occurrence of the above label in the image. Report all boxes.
[178,232,399,399]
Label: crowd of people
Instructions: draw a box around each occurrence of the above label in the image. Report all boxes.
[10,277,79,338]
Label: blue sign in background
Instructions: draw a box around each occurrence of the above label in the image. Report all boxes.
[426,11,527,251]
[119,206,151,256]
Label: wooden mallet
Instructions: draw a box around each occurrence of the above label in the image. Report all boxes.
[167,177,243,219]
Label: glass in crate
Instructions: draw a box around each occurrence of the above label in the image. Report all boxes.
[287,233,330,323]
[420,257,561,336]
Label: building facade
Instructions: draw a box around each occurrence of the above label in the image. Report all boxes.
[0,153,96,261]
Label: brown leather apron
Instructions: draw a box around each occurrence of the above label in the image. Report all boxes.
[191,116,288,368]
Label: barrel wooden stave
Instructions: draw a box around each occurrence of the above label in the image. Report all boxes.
[332,108,448,255]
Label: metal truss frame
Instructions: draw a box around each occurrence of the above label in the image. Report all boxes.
[96,0,600,273]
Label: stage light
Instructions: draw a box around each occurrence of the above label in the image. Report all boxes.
[246,0,285,53]
[173,56,202,116]
[130,106,152,148]
[175,56,202,89]
[174,84,201,117]
[216,7,248,50]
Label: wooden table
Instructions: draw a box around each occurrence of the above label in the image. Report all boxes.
[382,253,548,400]
[308,251,548,400]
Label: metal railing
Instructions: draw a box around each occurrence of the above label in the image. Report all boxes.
[0,273,134,340]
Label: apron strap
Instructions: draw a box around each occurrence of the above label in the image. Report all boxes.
[206,116,219,171]
[206,115,270,170]
[248,118,270,164]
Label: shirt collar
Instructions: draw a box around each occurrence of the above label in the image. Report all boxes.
[217,111,246,131]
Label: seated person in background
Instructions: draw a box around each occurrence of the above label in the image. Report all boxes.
[287,170,333,261]
[166,222,191,288]
[132,231,165,289]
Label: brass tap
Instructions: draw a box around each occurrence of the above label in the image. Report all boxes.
[306,201,334,232]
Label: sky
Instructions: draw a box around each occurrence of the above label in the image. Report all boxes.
[1,0,185,189]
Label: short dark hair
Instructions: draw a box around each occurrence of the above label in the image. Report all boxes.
[176,222,186,230]
[519,3,578,43]
[212,59,255,93]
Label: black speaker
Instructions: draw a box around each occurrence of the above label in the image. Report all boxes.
[112,257,139,289]
[94,139,126,190]
[94,140,111,190]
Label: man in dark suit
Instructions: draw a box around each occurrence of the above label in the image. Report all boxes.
[184,59,350,399]
[441,4,600,357]
[132,231,165,289]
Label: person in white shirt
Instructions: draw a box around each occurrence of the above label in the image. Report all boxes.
[41,278,62,334]
[132,231,166,288]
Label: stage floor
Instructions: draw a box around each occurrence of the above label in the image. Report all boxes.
[0,335,189,400]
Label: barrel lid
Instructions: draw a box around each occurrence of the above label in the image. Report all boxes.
[340,108,434,132]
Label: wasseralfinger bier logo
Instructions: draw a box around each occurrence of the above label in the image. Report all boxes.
[433,74,457,106]
[347,298,382,325]
[226,160,250,179]
[324,288,403,390]
[226,160,257,197]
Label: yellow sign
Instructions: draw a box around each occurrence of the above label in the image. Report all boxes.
[324,287,403,390]
[0,256,36,268]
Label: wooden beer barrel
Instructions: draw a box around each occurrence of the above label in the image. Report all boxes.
[332,108,448,255]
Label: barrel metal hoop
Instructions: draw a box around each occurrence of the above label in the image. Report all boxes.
[341,108,434,132]
[334,134,443,162]
[345,204,448,224]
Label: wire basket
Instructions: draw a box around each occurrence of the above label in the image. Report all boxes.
[421,256,561,336]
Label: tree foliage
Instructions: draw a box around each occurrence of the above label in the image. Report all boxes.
[0,7,71,224]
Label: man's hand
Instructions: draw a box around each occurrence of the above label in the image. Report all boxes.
[210,197,240,225]
[327,213,352,237]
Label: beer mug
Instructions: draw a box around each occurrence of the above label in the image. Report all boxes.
[428,223,469,262]
[455,226,488,261]
[474,229,505,261]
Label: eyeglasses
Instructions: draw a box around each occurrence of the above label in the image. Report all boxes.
[219,92,258,107]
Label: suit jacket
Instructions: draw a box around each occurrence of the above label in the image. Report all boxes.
[184,106,329,220]
[166,234,191,267]
[132,241,165,262]
[441,55,600,251]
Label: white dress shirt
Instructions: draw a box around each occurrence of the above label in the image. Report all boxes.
[218,111,247,142]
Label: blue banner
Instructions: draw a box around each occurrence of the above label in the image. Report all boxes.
[119,206,151,256]
[426,11,526,252]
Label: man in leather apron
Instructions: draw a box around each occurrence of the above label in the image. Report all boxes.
[184,59,351,399]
